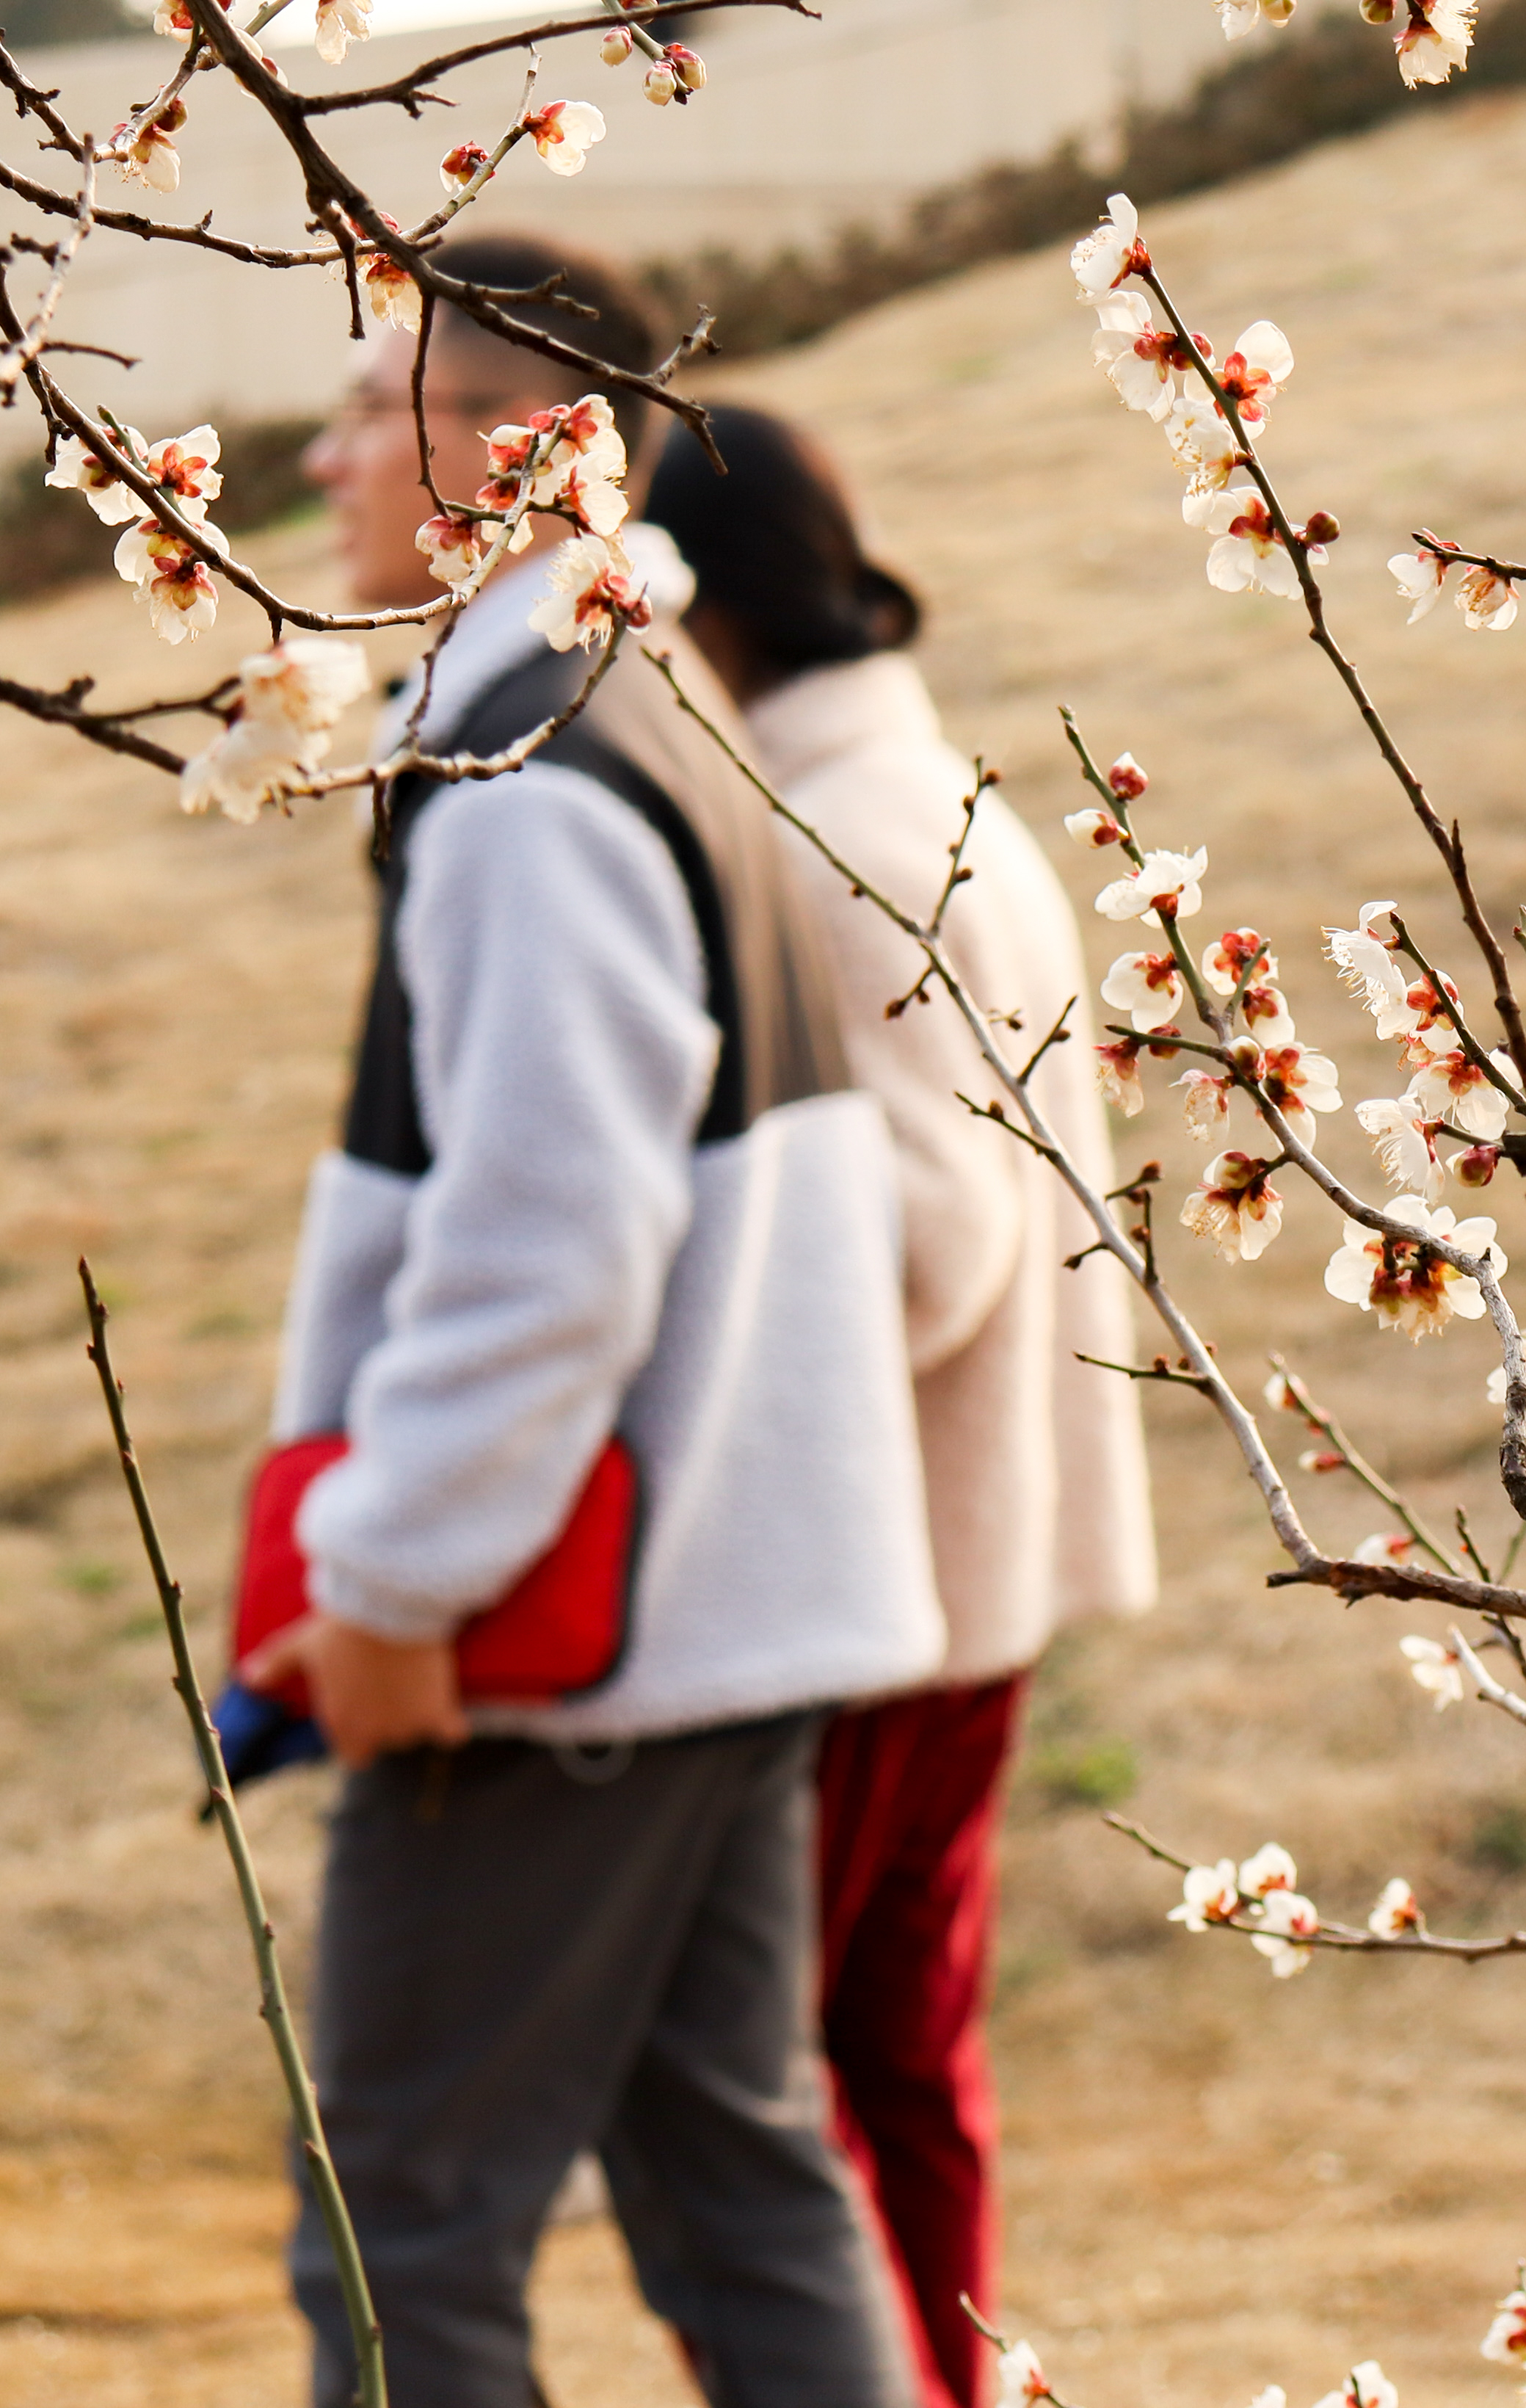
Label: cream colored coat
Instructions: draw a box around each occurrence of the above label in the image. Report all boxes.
[749,653,1157,1681]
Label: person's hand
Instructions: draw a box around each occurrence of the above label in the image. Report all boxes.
[243,1612,470,1770]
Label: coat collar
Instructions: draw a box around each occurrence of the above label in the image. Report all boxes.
[745,652,940,788]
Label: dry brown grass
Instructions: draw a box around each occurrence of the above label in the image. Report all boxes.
[6,86,1526,2408]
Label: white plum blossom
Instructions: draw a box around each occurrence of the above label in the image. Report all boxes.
[1100,950,1185,1033]
[1250,1885,1319,1976]
[644,60,678,102]
[521,99,606,175]
[1324,1195,1505,1339]
[179,637,368,824]
[1071,192,1149,302]
[1355,1098,1445,1207]
[1400,1633,1465,1708]
[998,2342,1052,2406]
[440,140,492,195]
[665,41,707,89]
[1240,980,1297,1048]
[358,228,422,334]
[1180,1150,1284,1262]
[1065,807,1124,848]
[1169,1860,1242,1929]
[1480,2289,1526,2370]
[316,0,372,62]
[1217,0,1296,31]
[1216,321,1295,432]
[1403,1048,1515,1142]
[1248,2392,1287,2408]
[1174,1066,1232,1141]
[528,534,653,652]
[1354,1531,1415,1567]
[415,512,490,590]
[131,424,222,525]
[44,427,148,525]
[1367,1876,1425,1937]
[1166,395,1243,523]
[1109,752,1149,799]
[110,95,186,193]
[1312,2365,1398,2408]
[1095,1034,1155,1114]
[153,0,195,32]
[1392,0,1476,85]
[1388,544,1456,622]
[1258,1042,1342,1133]
[1091,290,1184,422]
[1488,1364,1508,1406]
[1094,846,1207,926]
[1324,901,1411,1029]
[600,23,634,62]
[114,514,229,643]
[1205,483,1313,601]
[1457,563,1517,631]
[1203,926,1276,995]
[1239,1843,1297,1897]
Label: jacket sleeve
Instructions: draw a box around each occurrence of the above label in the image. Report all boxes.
[297,761,720,1641]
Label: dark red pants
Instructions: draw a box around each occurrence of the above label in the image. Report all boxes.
[817,1675,1026,2408]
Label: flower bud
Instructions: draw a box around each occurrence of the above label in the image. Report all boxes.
[1262,0,1296,19]
[600,23,633,62]
[1064,807,1123,849]
[440,139,490,195]
[1455,1142,1501,1187]
[665,40,706,88]
[643,60,677,103]
[1359,0,1395,18]
[1108,751,1147,800]
[1303,510,1340,545]
[1298,1448,1344,1474]
[1227,1035,1264,1076]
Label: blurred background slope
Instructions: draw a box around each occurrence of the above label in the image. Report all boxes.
[7,14,1526,2408]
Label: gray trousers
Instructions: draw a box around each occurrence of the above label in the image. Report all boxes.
[291,1711,915,2408]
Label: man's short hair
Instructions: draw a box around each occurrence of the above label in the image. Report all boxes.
[430,233,662,457]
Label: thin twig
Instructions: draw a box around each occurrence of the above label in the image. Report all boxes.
[1268,1352,1458,1577]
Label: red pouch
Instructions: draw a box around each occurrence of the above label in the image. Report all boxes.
[232,1433,639,1711]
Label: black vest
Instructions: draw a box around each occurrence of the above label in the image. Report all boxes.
[342,644,746,1178]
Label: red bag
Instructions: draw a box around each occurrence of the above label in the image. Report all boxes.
[232,1433,639,1711]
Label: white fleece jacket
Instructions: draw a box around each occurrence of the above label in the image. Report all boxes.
[272,558,946,1739]
[749,653,1157,1679]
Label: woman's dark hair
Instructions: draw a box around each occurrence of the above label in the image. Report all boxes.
[429,232,661,456]
[645,402,921,676]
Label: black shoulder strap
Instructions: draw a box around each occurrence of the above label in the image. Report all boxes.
[342,644,745,1176]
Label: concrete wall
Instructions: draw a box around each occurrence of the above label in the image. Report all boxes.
[4,0,1301,460]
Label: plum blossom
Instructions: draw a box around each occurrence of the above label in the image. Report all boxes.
[1454,1142,1501,1186]
[1488,1365,1508,1406]
[1180,1150,1283,1262]
[1312,2365,1398,2408]
[1263,1369,1301,1412]
[1391,0,1476,85]
[1096,1037,1146,1116]
[1239,1843,1297,1897]
[1169,1860,1242,1929]
[1240,981,1296,1048]
[999,2343,1052,2406]
[522,99,606,175]
[1065,807,1124,848]
[1216,322,1295,431]
[110,95,186,194]
[1391,969,1462,1059]
[1205,483,1315,601]
[1324,1195,1505,1339]
[440,140,492,195]
[600,23,633,62]
[1109,751,1148,799]
[1166,395,1243,523]
[1324,902,1414,1030]
[529,534,653,652]
[362,231,422,334]
[44,427,147,525]
[1250,1885,1319,1976]
[180,637,368,823]
[1354,1531,1415,1566]
[1480,2289,1526,2369]
[1368,1877,1425,1937]
[1298,1448,1345,1472]
[139,424,222,523]
[415,512,490,590]
[1174,1067,1232,1140]
[1457,563,1517,631]
[114,515,229,643]
[1094,845,1207,926]
[153,0,228,35]
[1354,1098,1445,1207]
[477,405,628,545]
[1217,0,1296,30]
[644,61,678,102]
[665,42,707,89]
[1388,543,1457,622]
[1203,926,1276,996]
[316,0,372,63]
[1249,2392,1287,2408]
[1071,193,1149,302]
[1400,1632,1465,1707]
[1091,291,1199,423]
[1403,1048,1515,1142]
[1100,950,1184,1033]
[1258,1042,1342,1133]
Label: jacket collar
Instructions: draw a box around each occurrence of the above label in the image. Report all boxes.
[744,652,940,788]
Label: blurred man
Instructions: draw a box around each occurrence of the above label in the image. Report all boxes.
[255,234,945,2408]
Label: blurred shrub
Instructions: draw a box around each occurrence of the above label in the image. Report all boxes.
[642,0,1526,356]
[1470,1799,1526,1872]
[0,416,321,606]
[7,0,143,42]
[1031,1735,1139,1813]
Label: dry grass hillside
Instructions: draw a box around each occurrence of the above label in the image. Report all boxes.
[6,82,1526,2408]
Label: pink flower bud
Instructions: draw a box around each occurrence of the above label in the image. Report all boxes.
[1064,807,1122,849]
[440,139,491,195]
[600,23,633,62]
[1226,1035,1264,1075]
[1108,751,1148,800]
[665,40,706,87]
[1298,1449,1345,1474]
[1456,1142,1501,1186]
[1304,509,1340,545]
[643,60,677,104]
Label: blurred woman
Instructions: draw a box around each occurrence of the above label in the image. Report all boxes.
[647,405,1156,2408]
